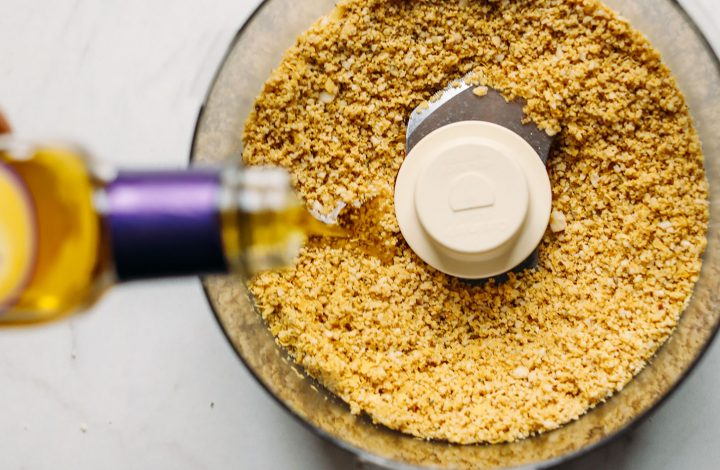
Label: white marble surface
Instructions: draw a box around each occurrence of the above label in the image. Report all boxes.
[0,1,718,469]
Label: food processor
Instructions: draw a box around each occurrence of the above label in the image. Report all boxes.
[191,0,720,468]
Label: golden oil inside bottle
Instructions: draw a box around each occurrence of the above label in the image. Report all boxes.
[0,148,102,323]
[221,195,346,275]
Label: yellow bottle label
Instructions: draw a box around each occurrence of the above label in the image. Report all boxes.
[0,164,36,309]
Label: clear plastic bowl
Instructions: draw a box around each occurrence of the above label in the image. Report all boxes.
[191,1,720,468]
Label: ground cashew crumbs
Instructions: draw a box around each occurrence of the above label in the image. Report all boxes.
[242,0,708,444]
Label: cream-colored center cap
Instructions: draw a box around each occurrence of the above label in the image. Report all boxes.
[415,144,529,257]
[395,121,551,279]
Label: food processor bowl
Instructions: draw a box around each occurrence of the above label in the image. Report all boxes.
[191,1,720,468]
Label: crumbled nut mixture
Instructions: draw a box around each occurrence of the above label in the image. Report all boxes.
[549,210,567,233]
[243,0,708,444]
[473,85,490,97]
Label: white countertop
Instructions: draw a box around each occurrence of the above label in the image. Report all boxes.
[0,1,718,469]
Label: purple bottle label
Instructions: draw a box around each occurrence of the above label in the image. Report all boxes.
[105,170,228,282]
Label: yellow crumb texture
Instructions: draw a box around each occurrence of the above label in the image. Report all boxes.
[473,85,490,97]
[242,0,708,444]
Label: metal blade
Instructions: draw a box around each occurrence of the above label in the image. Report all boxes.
[407,76,554,163]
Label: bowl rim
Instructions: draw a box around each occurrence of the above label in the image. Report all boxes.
[189,1,720,468]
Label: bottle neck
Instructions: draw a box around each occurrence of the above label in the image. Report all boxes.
[101,169,230,282]
[99,166,343,284]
